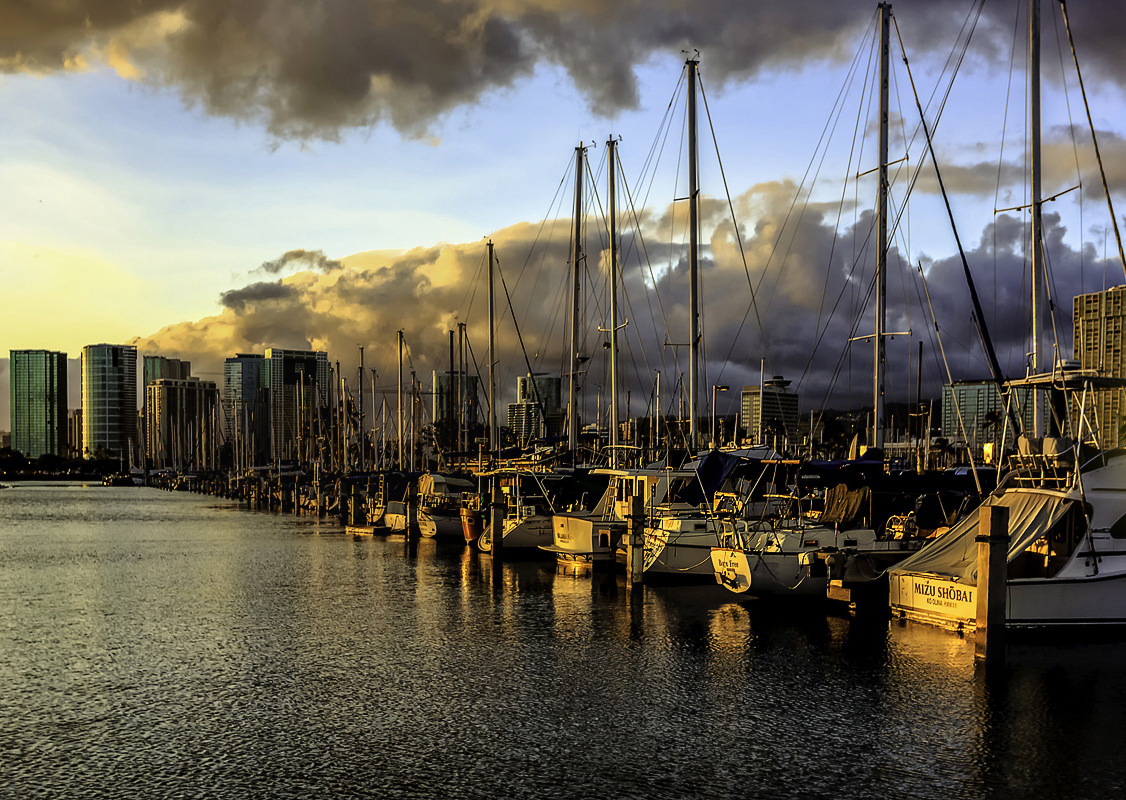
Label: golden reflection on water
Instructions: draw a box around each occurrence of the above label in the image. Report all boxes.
[6,485,1126,799]
[705,601,755,649]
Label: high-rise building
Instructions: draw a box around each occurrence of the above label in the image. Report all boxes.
[507,402,539,445]
[1074,285,1126,449]
[430,371,481,427]
[9,349,68,459]
[224,354,270,467]
[81,344,138,459]
[941,380,1042,454]
[517,373,562,411]
[264,348,329,462]
[142,355,191,389]
[740,376,799,446]
[145,378,220,470]
[507,373,564,444]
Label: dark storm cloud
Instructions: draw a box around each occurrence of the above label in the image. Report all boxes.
[3,1,1124,139]
[256,249,343,275]
[219,280,297,311]
[129,177,1117,421]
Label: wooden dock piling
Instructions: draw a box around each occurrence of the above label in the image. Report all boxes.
[406,480,418,541]
[975,504,1009,664]
[490,475,504,568]
[626,496,643,588]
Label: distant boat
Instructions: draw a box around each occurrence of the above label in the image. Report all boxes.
[544,468,684,565]
[417,473,474,538]
[477,470,571,553]
[377,472,414,533]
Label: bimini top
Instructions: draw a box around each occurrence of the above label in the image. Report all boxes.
[889,488,1075,584]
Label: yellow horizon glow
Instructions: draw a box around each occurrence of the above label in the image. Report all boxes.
[0,241,177,355]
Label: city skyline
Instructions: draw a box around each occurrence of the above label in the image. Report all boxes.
[3,1,1126,432]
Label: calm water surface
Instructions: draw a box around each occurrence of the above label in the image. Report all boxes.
[1,482,1124,799]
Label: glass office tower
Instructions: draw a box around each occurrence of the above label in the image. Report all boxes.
[10,349,68,459]
[81,344,138,459]
[264,348,329,462]
[223,353,270,468]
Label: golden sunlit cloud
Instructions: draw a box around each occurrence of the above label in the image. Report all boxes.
[103,42,140,80]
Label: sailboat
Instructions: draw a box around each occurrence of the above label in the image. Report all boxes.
[889,0,1126,629]
[546,135,629,563]
[547,56,721,567]
[417,472,475,538]
[709,4,929,599]
[642,449,783,580]
[476,469,597,553]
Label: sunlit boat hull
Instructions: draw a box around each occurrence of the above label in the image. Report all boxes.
[461,506,483,543]
[710,546,827,597]
[543,514,624,563]
[384,500,407,533]
[480,515,555,552]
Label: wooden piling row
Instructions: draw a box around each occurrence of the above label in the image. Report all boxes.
[147,470,339,521]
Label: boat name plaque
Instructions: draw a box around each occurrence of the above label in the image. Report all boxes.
[894,573,976,620]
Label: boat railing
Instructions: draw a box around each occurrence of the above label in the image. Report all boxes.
[419,492,462,512]
[1006,450,1074,490]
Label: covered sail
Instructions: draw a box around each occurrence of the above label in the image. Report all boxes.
[890,489,1075,583]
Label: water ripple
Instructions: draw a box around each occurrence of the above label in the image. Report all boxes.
[1,482,1124,799]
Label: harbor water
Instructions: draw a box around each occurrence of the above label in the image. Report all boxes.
[2,482,1124,799]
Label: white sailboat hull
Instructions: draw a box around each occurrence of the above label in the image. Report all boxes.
[1009,573,1126,626]
[710,547,827,597]
[479,515,555,552]
[544,515,623,563]
[712,523,889,598]
[644,526,719,578]
[418,508,463,538]
[384,500,407,533]
[501,515,555,549]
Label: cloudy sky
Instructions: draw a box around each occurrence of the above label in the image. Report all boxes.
[2,0,1124,432]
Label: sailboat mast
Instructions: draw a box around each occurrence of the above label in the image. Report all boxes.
[687,57,701,454]
[397,330,404,469]
[569,145,584,458]
[1030,0,1045,436]
[448,330,454,455]
[458,322,466,453]
[873,2,890,451]
[358,345,365,472]
[608,136,620,469]
[340,372,349,472]
[376,369,380,470]
[488,240,498,462]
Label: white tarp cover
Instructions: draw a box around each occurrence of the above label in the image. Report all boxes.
[419,474,475,496]
[889,490,1073,584]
